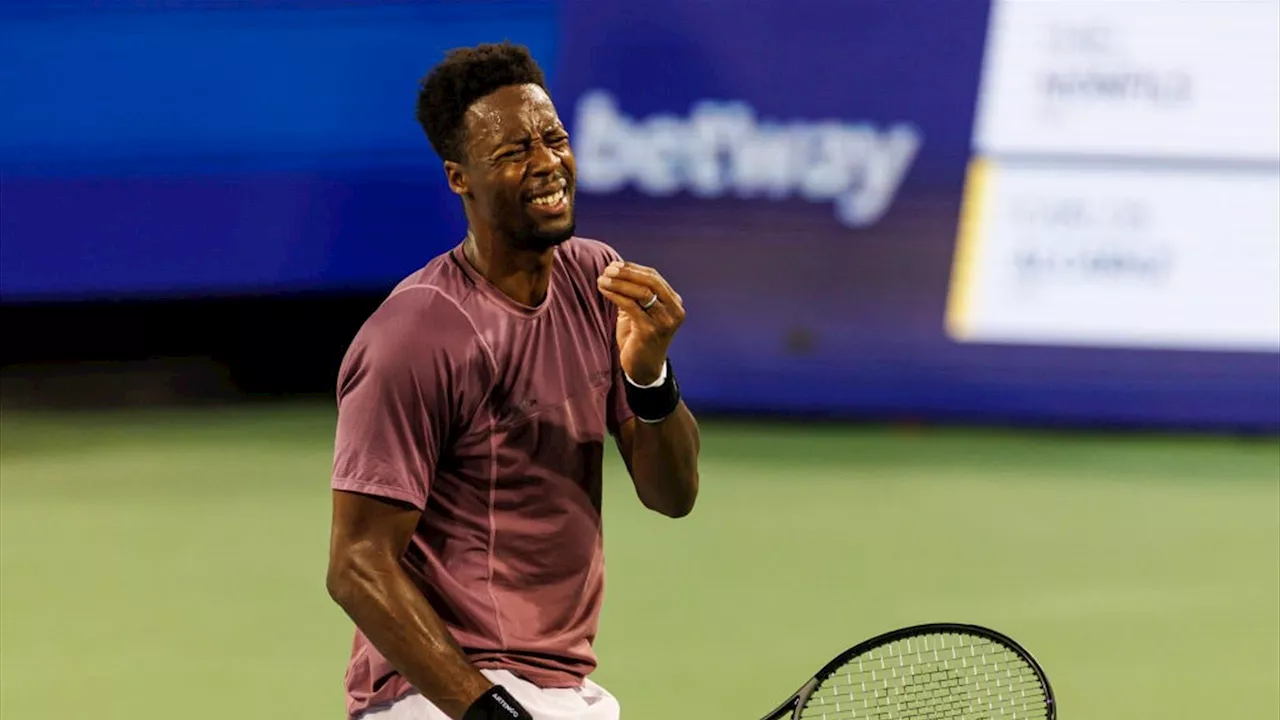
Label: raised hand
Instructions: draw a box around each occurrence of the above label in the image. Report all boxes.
[596,259,686,385]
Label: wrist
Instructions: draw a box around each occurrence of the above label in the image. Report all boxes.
[624,359,667,388]
[463,685,530,720]
[624,359,681,424]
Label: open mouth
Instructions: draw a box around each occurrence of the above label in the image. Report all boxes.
[532,188,568,204]
[527,180,573,213]
[528,187,568,209]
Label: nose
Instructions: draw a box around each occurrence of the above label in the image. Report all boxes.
[526,141,560,177]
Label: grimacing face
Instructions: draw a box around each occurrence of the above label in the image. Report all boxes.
[448,83,577,251]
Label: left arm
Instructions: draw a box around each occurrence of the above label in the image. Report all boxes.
[616,394,700,518]
[597,259,702,518]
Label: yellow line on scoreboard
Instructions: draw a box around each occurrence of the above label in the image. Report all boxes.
[946,156,993,341]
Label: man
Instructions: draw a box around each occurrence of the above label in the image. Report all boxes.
[325,42,702,720]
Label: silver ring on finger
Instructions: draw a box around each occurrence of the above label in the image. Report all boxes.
[641,293,659,311]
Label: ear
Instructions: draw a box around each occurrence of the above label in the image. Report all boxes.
[444,160,469,197]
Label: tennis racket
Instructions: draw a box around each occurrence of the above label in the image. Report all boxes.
[760,623,1055,719]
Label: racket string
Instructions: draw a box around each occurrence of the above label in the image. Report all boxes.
[797,632,1049,719]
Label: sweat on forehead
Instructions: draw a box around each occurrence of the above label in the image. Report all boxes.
[463,85,560,145]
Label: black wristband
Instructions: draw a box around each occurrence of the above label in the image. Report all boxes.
[624,359,681,423]
[463,686,531,720]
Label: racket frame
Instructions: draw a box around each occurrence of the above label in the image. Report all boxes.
[759,622,1056,720]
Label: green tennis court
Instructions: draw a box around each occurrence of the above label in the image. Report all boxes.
[2,404,1276,719]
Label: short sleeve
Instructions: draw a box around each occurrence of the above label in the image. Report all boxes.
[331,291,462,510]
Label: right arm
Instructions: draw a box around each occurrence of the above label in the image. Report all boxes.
[325,293,518,720]
[326,490,490,718]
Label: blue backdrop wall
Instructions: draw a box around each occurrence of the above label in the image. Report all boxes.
[3,0,1276,430]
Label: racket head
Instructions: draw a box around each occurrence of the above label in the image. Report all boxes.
[767,623,1055,720]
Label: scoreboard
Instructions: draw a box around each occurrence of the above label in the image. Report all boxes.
[949,0,1280,352]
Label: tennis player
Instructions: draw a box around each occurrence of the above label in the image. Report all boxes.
[325,42,702,720]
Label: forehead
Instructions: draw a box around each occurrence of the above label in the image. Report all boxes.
[463,84,561,148]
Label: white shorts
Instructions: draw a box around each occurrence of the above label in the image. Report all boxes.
[356,670,620,720]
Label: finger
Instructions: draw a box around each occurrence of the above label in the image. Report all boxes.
[604,262,682,309]
[599,287,653,325]
[601,283,682,333]
[605,262,669,299]
[608,263,685,328]
[596,275,658,304]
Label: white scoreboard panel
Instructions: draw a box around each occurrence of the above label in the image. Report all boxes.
[949,0,1280,353]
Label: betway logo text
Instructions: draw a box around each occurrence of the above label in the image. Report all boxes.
[572,91,922,228]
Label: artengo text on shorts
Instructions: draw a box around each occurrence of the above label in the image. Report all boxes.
[572,90,922,228]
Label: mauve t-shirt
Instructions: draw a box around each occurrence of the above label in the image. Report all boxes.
[331,237,635,719]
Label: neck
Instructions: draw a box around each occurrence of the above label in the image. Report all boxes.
[463,228,556,307]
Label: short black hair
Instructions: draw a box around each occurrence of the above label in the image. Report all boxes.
[416,41,549,163]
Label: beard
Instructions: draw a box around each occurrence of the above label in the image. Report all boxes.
[510,214,576,253]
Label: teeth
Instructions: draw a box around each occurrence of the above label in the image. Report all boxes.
[530,189,566,206]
